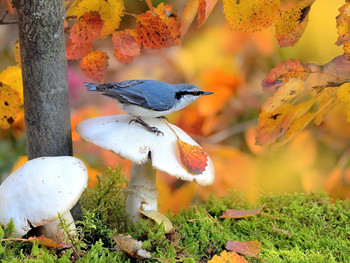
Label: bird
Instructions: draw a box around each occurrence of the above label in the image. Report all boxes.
[85,80,213,135]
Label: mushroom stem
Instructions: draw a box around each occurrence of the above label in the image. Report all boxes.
[126,159,158,223]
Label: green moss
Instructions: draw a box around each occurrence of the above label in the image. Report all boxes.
[0,168,349,262]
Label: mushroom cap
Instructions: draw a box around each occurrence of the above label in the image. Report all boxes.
[77,114,214,185]
[0,156,88,237]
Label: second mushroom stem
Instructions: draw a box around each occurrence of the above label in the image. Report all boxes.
[126,159,159,223]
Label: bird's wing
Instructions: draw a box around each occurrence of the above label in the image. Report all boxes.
[102,80,175,111]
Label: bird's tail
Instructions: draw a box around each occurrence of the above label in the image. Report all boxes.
[84,82,99,91]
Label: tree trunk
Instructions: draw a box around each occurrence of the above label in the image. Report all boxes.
[12,0,72,159]
[12,0,81,219]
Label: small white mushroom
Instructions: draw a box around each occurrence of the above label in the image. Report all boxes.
[0,156,88,239]
[77,114,214,222]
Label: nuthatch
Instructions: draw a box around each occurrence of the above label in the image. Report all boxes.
[85,80,213,135]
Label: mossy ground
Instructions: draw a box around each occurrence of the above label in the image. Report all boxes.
[1,168,349,262]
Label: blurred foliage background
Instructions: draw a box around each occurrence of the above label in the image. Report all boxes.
[1,0,349,213]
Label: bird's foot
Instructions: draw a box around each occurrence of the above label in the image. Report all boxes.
[129,118,164,136]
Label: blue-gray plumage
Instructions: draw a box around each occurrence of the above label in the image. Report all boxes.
[85,80,213,135]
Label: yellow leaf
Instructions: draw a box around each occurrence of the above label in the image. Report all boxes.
[275,0,316,47]
[337,83,350,121]
[0,83,21,129]
[336,1,350,57]
[67,0,125,38]
[223,0,280,32]
[14,40,21,67]
[138,209,173,233]
[0,66,23,104]
[208,250,248,263]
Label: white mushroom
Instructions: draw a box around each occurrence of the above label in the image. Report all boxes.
[0,156,88,239]
[77,114,214,222]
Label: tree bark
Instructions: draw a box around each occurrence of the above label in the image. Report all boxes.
[12,0,72,159]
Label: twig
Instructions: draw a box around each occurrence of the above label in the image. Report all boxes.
[203,208,224,230]
[255,184,288,214]
[203,119,258,144]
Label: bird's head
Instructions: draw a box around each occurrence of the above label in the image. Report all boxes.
[174,84,213,101]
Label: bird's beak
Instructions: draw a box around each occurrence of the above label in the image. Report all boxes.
[201,91,214,96]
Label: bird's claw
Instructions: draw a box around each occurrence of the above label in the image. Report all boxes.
[129,118,164,136]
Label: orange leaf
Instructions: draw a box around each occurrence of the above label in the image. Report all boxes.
[226,240,261,257]
[177,139,208,175]
[198,0,218,28]
[256,104,293,146]
[0,83,20,129]
[28,235,72,249]
[221,204,265,219]
[181,0,199,37]
[223,0,280,32]
[262,59,311,94]
[136,3,180,49]
[79,50,108,82]
[275,0,316,47]
[70,11,103,44]
[4,0,14,14]
[208,250,248,263]
[112,31,140,57]
[66,38,93,60]
[336,1,350,57]
[113,50,134,64]
[145,0,155,14]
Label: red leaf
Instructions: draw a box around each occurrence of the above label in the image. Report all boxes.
[70,11,103,44]
[177,139,208,174]
[112,31,141,57]
[221,204,265,219]
[226,240,261,257]
[66,39,93,60]
[80,50,109,82]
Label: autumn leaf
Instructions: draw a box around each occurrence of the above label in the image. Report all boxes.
[4,0,14,14]
[14,40,21,67]
[80,50,108,82]
[0,66,23,104]
[262,59,311,94]
[178,139,208,174]
[198,0,219,28]
[337,83,350,121]
[336,1,350,58]
[256,104,294,146]
[223,0,280,32]
[112,31,140,63]
[138,209,173,233]
[136,3,180,49]
[226,240,261,257]
[181,0,199,36]
[221,204,265,219]
[208,250,248,263]
[263,79,306,113]
[67,0,125,38]
[28,235,72,249]
[66,39,93,60]
[113,234,152,259]
[0,83,21,129]
[70,11,103,43]
[275,0,316,47]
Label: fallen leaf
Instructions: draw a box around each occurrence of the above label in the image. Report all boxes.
[275,0,316,47]
[223,0,280,32]
[262,59,311,94]
[221,204,265,219]
[226,240,261,257]
[113,234,152,259]
[79,50,108,82]
[177,139,208,174]
[0,83,21,129]
[66,39,93,60]
[28,235,72,249]
[138,209,173,233]
[208,250,248,263]
[70,11,103,43]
